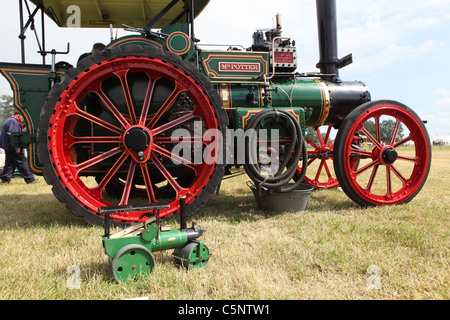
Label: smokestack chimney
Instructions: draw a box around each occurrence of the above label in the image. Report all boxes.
[316,0,352,82]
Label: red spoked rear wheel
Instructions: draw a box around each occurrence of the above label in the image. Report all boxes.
[38,45,227,226]
[300,125,339,189]
[333,100,431,207]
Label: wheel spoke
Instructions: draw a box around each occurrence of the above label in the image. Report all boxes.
[306,137,319,150]
[366,163,379,191]
[93,87,131,129]
[386,166,392,195]
[323,160,333,180]
[393,135,412,148]
[140,163,156,203]
[74,105,124,135]
[96,152,129,193]
[115,70,137,125]
[152,144,196,171]
[350,147,372,158]
[397,155,418,164]
[307,157,317,166]
[375,116,381,144]
[151,153,186,195]
[390,119,401,146]
[147,85,186,130]
[119,161,137,205]
[323,125,332,144]
[314,159,325,181]
[153,135,205,144]
[317,128,325,145]
[351,158,360,171]
[71,146,124,174]
[361,127,382,148]
[139,76,159,126]
[390,164,407,186]
[354,159,379,176]
[70,135,122,144]
[152,112,197,136]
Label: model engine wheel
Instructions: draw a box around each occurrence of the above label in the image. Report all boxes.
[37,45,227,226]
[112,244,155,283]
[333,100,431,207]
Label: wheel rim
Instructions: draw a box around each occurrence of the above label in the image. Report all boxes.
[112,245,155,283]
[301,125,339,189]
[186,242,210,268]
[174,242,210,269]
[48,55,221,223]
[341,104,430,205]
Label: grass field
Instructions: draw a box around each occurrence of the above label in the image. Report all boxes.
[0,146,448,300]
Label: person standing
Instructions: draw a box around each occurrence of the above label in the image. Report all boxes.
[0,111,38,184]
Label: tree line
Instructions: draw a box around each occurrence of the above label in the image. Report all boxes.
[306,120,404,146]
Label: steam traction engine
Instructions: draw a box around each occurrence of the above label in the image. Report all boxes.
[1,0,431,228]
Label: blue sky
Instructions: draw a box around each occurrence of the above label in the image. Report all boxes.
[1,0,449,137]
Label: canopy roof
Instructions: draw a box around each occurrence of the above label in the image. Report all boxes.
[29,0,209,29]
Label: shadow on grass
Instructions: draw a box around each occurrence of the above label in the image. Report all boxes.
[0,183,360,232]
[54,260,115,287]
[308,190,360,212]
[194,188,359,223]
[0,193,87,230]
[54,252,189,287]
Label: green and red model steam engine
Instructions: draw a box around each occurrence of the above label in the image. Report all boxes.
[1,0,431,227]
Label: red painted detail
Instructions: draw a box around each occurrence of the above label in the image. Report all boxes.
[300,125,339,189]
[274,51,294,64]
[123,125,153,164]
[342,105,430,205]
[47,56,220,223]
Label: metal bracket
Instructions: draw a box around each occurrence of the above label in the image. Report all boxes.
[144,0,180,31]
[99,202,170,239]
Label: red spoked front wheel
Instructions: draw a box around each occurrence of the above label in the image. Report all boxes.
[38,45,227,226]
[333,100,431,207]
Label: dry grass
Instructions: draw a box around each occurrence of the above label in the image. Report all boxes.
[0,146,448,300]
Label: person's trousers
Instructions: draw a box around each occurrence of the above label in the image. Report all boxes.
[1,150,35,183]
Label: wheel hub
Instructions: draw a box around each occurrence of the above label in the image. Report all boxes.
[318,145,332,158]
[124,127,151,152]
[381,147,398,165]
[123,126,153,162]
